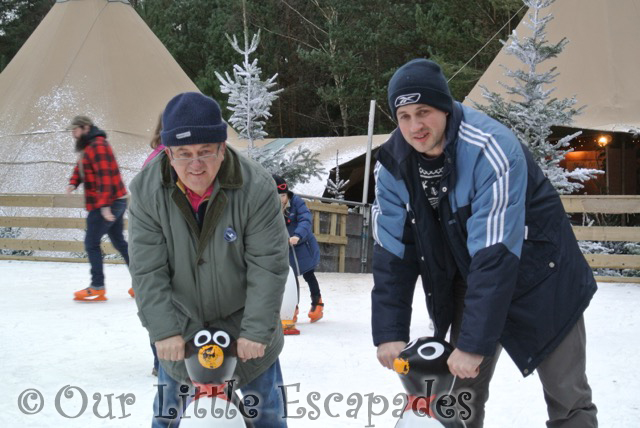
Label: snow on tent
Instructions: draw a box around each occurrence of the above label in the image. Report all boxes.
[0,0,238,195]
[465,0,640,133]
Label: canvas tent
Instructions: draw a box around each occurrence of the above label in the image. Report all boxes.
[465,0,640,133]
[0,0,238,194]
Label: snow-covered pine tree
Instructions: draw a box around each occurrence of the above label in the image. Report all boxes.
[214,0,282,152]
[472,0,601,194]
[251,145,325,188]
[325,150,349,200]
[214,1,324,189]
[213,1,326,191]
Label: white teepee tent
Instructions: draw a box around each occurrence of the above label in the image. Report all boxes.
[0,0,238,194]
[465,0,640,133]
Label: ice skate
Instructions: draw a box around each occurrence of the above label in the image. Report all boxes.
[308,296,324,322]
[73,287,107,302]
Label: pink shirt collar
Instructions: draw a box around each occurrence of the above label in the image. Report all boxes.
[177,180,214,212]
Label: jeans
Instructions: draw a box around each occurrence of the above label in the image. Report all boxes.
[85,198,129,287]
[152,360,287,428]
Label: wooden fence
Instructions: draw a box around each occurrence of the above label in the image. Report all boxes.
[306,200,349,272]
[562,195,640,283]
[0,193,350,271]
[1,194,638,280]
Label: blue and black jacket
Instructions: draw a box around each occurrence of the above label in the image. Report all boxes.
[371,102,597,376]
[286,194,321,276]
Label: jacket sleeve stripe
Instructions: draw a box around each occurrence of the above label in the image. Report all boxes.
[372,161,409,259]
[460,122,510,248]
[371,162,382,245]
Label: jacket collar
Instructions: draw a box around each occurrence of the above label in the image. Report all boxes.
[75,126,107,152]
[376,102,463,179]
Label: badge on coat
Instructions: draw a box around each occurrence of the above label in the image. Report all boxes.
[224,227,237,242]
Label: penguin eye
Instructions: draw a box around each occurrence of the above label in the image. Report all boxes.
[212,331,230,348]
[194,330,212,347]
[417,342,445,360]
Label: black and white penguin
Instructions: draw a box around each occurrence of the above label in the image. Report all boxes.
[181,328,248,428]
[393,337,466,428]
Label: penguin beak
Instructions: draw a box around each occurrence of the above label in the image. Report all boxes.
[199,344,224,369]
[393,358,409,375]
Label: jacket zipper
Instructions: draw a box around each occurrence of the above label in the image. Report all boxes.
[437,165,471,279]
[407,206,437,329]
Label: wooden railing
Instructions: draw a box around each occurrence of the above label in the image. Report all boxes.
[0,194,124,263]
[0,193,350,271]
[307,200,349,272]
[1,194,637,279]
[562,195,640,283]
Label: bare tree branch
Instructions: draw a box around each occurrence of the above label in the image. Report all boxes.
[255,25,317,50]
[279,0,327,35]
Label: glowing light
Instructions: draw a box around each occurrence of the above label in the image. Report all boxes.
[597,135,611,147]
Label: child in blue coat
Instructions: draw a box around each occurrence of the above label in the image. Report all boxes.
[273,175,324,322]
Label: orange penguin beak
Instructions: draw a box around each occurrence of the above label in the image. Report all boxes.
[198,344,224,369]
[393,357,409,375]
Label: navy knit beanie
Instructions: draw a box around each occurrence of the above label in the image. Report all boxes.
[387,59,453,120]
[161,92,227,147]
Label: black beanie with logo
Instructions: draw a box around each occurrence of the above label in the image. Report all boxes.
[387,59,454,120]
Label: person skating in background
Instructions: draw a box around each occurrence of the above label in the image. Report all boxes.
[273,175,324,325]
[142,114,165,169]
[65,115,130,302]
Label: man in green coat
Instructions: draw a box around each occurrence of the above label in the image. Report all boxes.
[129,92,290,427]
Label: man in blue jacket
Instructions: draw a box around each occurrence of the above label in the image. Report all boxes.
[371,59,597,427]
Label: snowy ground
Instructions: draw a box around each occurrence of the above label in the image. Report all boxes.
[1,261,638,427]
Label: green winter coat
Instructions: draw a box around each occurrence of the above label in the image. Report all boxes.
[128,146,289,385]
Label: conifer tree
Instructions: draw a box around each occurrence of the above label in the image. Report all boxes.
[325,150,349,200]
[473,0,601,194]
[214,2,282,150]
[214,1,325,188]
[251,145,325,188]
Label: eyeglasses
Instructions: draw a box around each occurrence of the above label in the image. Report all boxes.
[277,183,287,191]
[169,145,222,164]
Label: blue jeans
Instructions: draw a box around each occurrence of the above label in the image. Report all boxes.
[85,198,129,287]
[152,360,287,428]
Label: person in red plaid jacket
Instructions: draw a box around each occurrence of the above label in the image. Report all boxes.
[65,115,130,302]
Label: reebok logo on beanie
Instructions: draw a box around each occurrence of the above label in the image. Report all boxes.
[394,93,422,108]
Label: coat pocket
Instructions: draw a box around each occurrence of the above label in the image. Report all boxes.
[514,224,558,299]
[171,295,196,330]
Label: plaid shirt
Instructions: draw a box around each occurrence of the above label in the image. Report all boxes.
[69,135,127,211]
